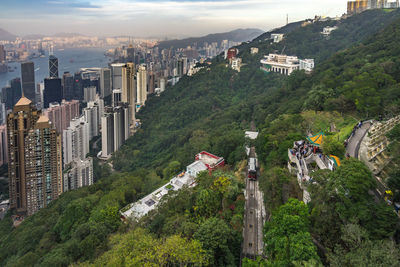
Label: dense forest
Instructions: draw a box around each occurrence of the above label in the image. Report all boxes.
[0,9,400,266]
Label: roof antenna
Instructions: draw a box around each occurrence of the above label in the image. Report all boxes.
[286,14,289,25]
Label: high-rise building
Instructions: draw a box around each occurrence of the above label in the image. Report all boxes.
[176,59,184,78]
[122,62,136,126]
[127,44,135,62]
[35,83,43,109]
[136,64,147,108]
[111,63,125,90]
[101,105,129,158]
[160,77,166,93]
[21,62,36,103]
[83,96,104,139]
[0,102,6,125]
[7,97,62,216]
[3,78,22,110]
[63,158,93,192]
[49,55,59,78]
[101,111,114,159]
[148,72,155,95]
[44,99,80,134]
[84,86,97,103]
[62,72,74,101]
[73,72,84,100]
[0,125,7,166]
[112,89,122,107]
[0,45,5,62]
[100,68,111,98]
[43,78,62,108]
[63,116,90,166]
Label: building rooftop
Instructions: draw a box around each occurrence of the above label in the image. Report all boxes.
[195,151,225,169]
[245,131,259,140]
[187,160,208,174]
[15,96,32,106]
[121,171,196,220]
[36,115,51,129]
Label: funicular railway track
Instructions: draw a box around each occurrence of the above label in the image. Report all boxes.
[242,146,264,261]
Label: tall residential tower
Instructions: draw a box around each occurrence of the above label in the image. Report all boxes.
[7,97,62,216]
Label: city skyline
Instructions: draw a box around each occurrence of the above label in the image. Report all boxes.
[1,0,349,38]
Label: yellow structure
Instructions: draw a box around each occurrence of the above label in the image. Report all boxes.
[307,132,325,146]
[347,0,369,15]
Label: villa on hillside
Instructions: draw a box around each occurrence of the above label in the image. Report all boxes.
[260,54,315,75]
[120,151,224,221]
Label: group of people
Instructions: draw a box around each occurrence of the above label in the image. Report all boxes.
[290,140,324,182]
[291,140,321,161]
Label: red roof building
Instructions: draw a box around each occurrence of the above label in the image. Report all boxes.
[195,151,225,170]
[227,48,239,60]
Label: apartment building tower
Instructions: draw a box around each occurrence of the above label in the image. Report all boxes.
[7,97,62,216]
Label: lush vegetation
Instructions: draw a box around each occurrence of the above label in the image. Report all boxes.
[81,169,245,266]
[1,9,400,266]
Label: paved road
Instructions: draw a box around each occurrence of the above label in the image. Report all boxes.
[346,122,371,158]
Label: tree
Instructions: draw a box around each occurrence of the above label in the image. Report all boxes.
[264,199,320,266]
[194,189,220,219]
[81,228,208,266]
[162,161,181,179]
[328,224,400,266]
[321,135,345,158]
[304,85,335,111]
[309,159,397,247]
[194,217,236,266]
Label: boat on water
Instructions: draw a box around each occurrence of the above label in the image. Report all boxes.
[35,67,40,72]
[58,49,65,51]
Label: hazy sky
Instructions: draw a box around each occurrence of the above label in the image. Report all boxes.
[0,0,349,38]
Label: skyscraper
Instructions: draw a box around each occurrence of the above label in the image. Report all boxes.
[127,44,135,62]
[100,68,111,98]
[73,72,84,100]
[49,55,59,78]
[0,125,7,166]
[122,62,136,126]
[136,64,147,108]
[7,97,63,216]
[83,96,104,139]
[63,158,93,192]
[43,78,62,108]
[21,62,36,103]
[111,63,125,90]
[0,45,5,62]
[63,116,90,166]
[62,72,74,101]
[83,86,97,103]
[44,99,80,134]
[3,78,22,110]
[101,105,129,158]
[148,72,155,95]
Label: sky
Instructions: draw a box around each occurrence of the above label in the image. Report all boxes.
[0,0,349,38]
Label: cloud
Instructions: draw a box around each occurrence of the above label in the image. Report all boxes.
[0,0,349,36]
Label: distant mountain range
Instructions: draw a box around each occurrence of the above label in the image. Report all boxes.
[0,28,87,41]
[0,28,17,41]
[156,28,264,50]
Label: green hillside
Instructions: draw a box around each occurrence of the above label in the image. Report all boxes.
[1,9,400,267]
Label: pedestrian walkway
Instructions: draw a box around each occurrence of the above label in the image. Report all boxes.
[346,122,371,158]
